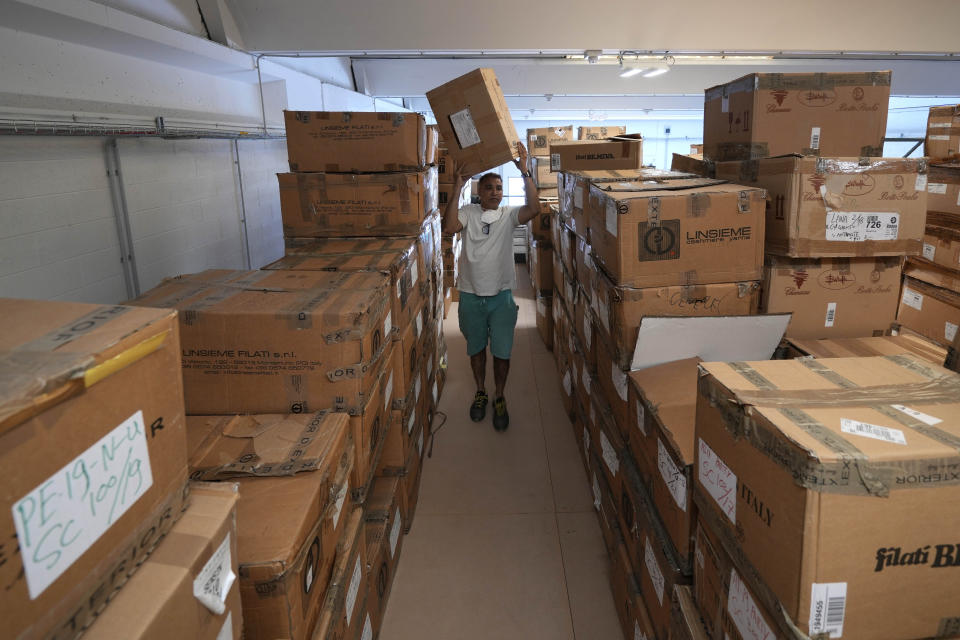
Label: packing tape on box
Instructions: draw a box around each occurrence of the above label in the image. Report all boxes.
[794,237,923,257]
[753,70,891,91]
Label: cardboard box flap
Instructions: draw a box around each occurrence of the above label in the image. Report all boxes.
[279,237,418,275]
[628,357,701,462]
[698,355,960,494]
[904,258,960,295]
[236,472,330,568]
[0,300,176,432]
[787,335,948,365]
[187,411,350,480]
[631,315,790,371]
[363,476,400,521]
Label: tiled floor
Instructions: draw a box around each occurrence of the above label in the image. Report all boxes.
[381,266,622,640]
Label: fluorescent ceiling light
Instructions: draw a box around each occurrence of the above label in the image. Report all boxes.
[643,67,669,78]
[619,66,645,78]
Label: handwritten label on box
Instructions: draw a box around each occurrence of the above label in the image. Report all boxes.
[698,438,737,524]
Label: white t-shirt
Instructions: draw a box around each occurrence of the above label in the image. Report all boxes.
[457,204,522,296]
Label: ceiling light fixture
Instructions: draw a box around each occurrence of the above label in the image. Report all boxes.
[642,67,669,78]
[619,66,645,78]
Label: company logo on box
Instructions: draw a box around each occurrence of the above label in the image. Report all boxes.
[818,270,856,290]
[853,87,865,101]
[771,90,789,106]
[843,174,876,196]
[799,89,837,107]
[894,175,905,190]
[791,269,809,289]
[637,220,680,262]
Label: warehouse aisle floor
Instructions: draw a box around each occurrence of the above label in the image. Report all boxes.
[381,266,622,640]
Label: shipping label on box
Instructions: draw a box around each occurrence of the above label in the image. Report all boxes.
[550,136,643,172]
[589,179,765,288]
[695,355,960,640]
[0,299,190,640]
[283,111,431,173]
[703,71,891,161]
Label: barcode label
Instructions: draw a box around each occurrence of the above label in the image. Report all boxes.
[946,321,959,342]
[600,431,620,477]
[841,418,907,445]
[825,212,898,242]
[810,127,821,150]
[824,302,837,328]
[193,533,235,615]
[928,182,949,194]
[864,213,899,240]
[809,582,847,638]
[891,404,942,426]
[551,153,561,171]
[721,94,730,113]
[923,243,937,261]
[915,174,928,191]
[902,288,924,311]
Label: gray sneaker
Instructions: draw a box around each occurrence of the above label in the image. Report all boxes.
[493,396,509,432]
[470,390,488,422]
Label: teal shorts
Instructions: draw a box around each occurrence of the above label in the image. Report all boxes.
[458,290,519,359]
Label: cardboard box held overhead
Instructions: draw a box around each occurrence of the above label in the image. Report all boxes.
[588,179,765,288]
[703,71,891,161]
[278,169,438,238]
[550,135,643,172]
[426,68,520,177]
[83,483,242,640]
[762,255,901,340]
[926,105,960,161]
[694,355,960,640]
[130,269,392,415]
[715,155,928,258]
[0,299,189,640]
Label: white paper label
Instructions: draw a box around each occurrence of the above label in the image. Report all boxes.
[216,613,234,640]
[415,375,422,402]
[810,127,821,150]
[698,438,737,524]
[931,122,952,128]
[825,212,899,242]
[928,182,949,195]
[930,134,951,141]
[956,190,960,207]
[824,302,837,328]
[346,556,362,624]
[427,356,434,379]
[923,243,937,261]
[915,174,928,191]
[390,506,402,557]
[551,153,561,171]
[361,615,373,640]
[600,431,620,477]
[407,409,416,434]
[644,538,665,605]
[416,311,424,336]
[574,187,584,210]
[396,278,402,301]
[582,364,592,394]
[193,532,236,615]
[902,288,924,311]
[450,108,482,148]
[13,410,154,599]
[432,381,438,404]
[384,311,393,338]
[635,400,647,436]
[891,404,943,426]
[612,363,628,401]
[385,372,394,411]
[658,439,688,512]
[606,200,618,236]
[721,94,730,113]
[809,582,848,638]
[332,484,347,530]
[841,418,907,445]
[562,370,572,396]
[729,569,775,640]
[592,473,601,510]
[947,321,959,342]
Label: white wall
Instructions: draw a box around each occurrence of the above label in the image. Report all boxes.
[237,138,287,270]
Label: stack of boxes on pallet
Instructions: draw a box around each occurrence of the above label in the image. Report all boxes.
[541,70,960,640]
[897,105,960,349]
[8,110,449,640]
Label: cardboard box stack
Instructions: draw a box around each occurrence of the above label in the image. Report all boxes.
[118,110,445,640]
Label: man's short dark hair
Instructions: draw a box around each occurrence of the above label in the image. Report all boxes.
[478,173,502,187]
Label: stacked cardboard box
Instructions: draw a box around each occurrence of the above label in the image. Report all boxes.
[0,298,196,640]
[898,160,960,347]
[579,125,627,140]
[926,104,960,162]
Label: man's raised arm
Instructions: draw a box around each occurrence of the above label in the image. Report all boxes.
[442,159,467,235]
[512,142,540,224]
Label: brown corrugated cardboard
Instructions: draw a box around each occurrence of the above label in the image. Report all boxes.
[529,240,553,293]
[550,135,644,172]
[703,71,891,161]
[83,483,241,640]
[130,269,391,415]
[715,155,928,257]
[436,146,455,183]
[283,111,431,173]
[669,585,710,640]
[363,477,403,636]
[786,334,948,367]
[608,521,658,640]
[573,284,598,372]
[270,237,425,340]
[349,351,394,499]
[427,68,520,177]
[693,518,787,640]
[695,355,960,640]
[923,224,960,272]
[579,125,627,140]
[529,155,557,187]
[536,294,553,350]
[627,358,701,574]
[0,299,189,640]
[527,125,574,154]
[906,257,960,295]
[589,179,765,288]
[926,105,960,161]
[438,181,470,211]
[311,508,367,640]
[277,170,438,238]
[186,411,350,481]
[898,275,960,347]
[526,198,555,245]
[671,153,714,178]
[392,308,429,406]
[762,256,901,339]
[592,267,760,369]
[927,162,960,215]
[399,413,426,531]
[235,445,355,640]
